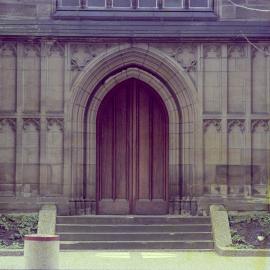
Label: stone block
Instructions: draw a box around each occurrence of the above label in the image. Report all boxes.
[210,205,232,249]
[221,5,236,19]
[210,184,228,196]
[0,3,36,17]
[37,204,57,235]
[236,6,270,20]
[37,3,52,17]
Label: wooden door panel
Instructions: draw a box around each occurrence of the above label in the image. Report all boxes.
[98,199,130,215]
[137,87,151,200]
[114,88,129,199]
[99,98,113,200]
[134,199,169,215]
[97,79,168,214]
[152,98,167,200]
[97,86,130,214]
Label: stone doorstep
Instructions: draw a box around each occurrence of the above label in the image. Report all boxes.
[210,204,270,257]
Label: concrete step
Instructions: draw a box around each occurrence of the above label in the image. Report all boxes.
[56,224,212,233]
[56,215,211,225]
[60,240,214,250]
[59,232,213,241]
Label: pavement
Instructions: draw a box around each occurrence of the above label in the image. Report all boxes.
[1,251,270,270]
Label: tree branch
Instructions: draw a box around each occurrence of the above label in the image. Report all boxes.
[227,0,270,12]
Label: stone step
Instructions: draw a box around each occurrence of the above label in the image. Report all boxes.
[59,232,213,241]
[56,215,214,250]
[56,216,211,225]
[60,240,214,250]
[56,224,212,233]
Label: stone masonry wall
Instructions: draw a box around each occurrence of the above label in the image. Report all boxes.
[220,0,270,20]
[0,0,269,20]
[0,41,269,207]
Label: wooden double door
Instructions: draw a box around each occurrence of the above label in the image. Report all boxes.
[97,79,168,214]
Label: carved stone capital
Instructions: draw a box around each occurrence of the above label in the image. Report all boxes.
[227,119,245,133]
[23,42,41,57]
[45,40,65,57]
[228,44,247,58]
[0,118,16,132]
[251,44,270,58]
[203,119,222,132]
[0,42,17,57]
[203,44,222,58]
[47,118,64,131]
[23,118,40,131]
[251,119,270,133]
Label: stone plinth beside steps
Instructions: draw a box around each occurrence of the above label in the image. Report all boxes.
[56,216,214,251]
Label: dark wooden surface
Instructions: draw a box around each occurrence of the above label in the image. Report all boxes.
[97,79,168,214]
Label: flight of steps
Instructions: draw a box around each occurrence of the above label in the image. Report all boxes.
[56,215,214,251]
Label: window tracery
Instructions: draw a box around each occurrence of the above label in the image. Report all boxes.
[58,0,211,9]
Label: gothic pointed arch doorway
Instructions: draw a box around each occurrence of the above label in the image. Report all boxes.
[96,78,168,214]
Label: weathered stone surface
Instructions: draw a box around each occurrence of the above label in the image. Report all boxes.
[37,204,57,235]
[210,205,232,249]
[0,0,269,213]
[0,3,36,17]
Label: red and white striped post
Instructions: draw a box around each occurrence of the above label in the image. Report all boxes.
[24,235,60,269]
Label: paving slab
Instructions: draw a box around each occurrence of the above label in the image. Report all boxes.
[0,251,270,270]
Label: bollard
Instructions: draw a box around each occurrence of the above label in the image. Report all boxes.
[24,234,60,270]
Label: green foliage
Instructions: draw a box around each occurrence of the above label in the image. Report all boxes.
[15,215,38,237]
[256,214,270,227]
[0,214,38,249]
[0,240,23,249]
[229,212,270,249]
[229,214,258,224]
[230,229,255,249]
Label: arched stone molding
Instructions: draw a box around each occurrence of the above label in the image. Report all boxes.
[67,44,201,208]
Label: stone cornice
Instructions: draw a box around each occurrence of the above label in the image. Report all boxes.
[0,21,269,40]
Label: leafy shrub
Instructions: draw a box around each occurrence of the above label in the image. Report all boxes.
[230,229,255,249]
[0,214,38,249]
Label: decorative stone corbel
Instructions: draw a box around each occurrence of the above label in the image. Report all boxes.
[23,118,40,131]
[251,119,270,133]
[227,119,245,133]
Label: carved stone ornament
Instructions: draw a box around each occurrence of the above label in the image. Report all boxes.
[70,44,98,71]
[203,119,222,132]
[228,44,247,58]
[227,119,245,133]
[170,45,198,72]
[71,43,110,72]
[203,44,222,58]
[0,42,17,56]
[23,118,40,131]
[23,42,41,57]
[71,58,90,71]
[0,118,16,132]
[251,44,270,58]
[46,40,65,57]
[251,119,270,133]
[47,118,64,131]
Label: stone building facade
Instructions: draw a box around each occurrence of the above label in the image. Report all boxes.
[0,0,270,214]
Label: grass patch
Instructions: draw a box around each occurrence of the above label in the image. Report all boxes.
[0,214,38,249]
